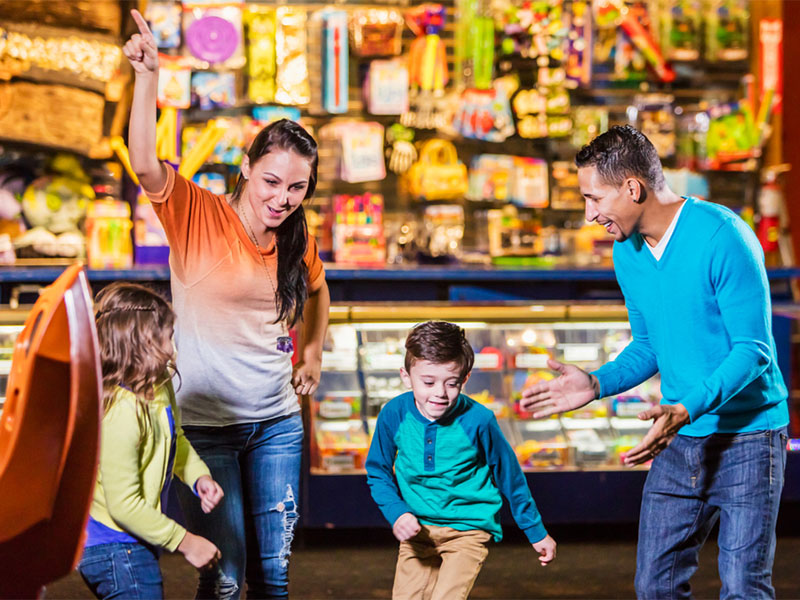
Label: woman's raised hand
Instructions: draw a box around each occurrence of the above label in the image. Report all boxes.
[122,9,159,74]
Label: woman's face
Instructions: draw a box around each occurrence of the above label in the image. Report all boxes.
[241,148,313,231]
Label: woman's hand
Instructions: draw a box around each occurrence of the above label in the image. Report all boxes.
[292,357,321,397]
[123,10,159,75]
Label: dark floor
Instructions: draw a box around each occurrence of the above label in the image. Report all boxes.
[44,525,800,600]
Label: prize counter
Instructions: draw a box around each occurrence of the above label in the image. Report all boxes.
[0,264,797,527]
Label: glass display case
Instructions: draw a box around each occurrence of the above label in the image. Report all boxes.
[0,310,28,410]
[308,304,662,474]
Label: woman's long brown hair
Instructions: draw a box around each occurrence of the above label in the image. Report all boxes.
[94,282,177,416]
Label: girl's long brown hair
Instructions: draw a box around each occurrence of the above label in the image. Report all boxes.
[94,282,177,414]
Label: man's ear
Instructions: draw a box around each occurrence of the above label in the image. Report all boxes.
[627,178,647,204]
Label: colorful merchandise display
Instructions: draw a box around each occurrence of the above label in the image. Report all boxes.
[0,0,789,275]
[85,200,133,269]
[332,193,386,265]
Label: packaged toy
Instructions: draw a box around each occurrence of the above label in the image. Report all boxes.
[244,5,277,103]
[350,8,404,57]
[704,0,748,62]
[275,7,310,105]
[145,1,181,48]
[85,200,133,269]
[182,2,245,69]
[405,139,468,200]
[364,59,409,115]
[191,72,236,110]
[157,54,191,109]
[340,122,386,183]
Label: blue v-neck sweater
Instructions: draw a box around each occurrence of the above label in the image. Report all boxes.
[592,197,788,436]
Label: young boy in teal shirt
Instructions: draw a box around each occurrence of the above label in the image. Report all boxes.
[366,321,556,600]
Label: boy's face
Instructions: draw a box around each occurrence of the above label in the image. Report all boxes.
[401,360,469,421]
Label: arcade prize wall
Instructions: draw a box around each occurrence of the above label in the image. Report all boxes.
[0,0,798,526]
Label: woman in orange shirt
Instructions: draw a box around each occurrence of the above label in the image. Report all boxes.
[123,10,330,598]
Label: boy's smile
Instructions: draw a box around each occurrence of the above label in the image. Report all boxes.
[400,360,469,421]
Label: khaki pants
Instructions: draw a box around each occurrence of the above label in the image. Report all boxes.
[392,524,492,600]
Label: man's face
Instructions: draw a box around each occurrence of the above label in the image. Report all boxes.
[401,360,467,421]
[578,166,644,242]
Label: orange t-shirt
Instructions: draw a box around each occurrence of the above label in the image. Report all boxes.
[148,164,325,426]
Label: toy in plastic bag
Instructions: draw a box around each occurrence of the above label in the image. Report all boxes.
[191,72,236,110]
[350,8,404,57]
[85,200,133,269]
[341,122,386,183]
[660,0,702,62]
[365,59,408,115]
[182,2,245,69]
[405,139,468,200]
[705,0,748,62]
[453,87,515,142]
[157,54,191,109]
[245,5,277,103]
[275,7,310,105]
[145,1,181,48]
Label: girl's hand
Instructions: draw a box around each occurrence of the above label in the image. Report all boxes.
[177,531,221,570]
[195,475,224,513]
[292,357,321,397]
[123,9,159,74]
[392,513,421,542]
[532,534,557,566]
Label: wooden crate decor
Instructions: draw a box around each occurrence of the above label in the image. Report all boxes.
[0,1,123,36]
[0,82,105,155]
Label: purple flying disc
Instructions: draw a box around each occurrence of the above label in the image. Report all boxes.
[186,15,239,63]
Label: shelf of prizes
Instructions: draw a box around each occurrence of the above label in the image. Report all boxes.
[0,0,791,284]
[300,302,800,528]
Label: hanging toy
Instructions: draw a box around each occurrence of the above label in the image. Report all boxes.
[402,4,449,129]
[386,123,417,175]
[455,0,494,90]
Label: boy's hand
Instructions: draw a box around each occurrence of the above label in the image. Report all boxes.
[392,513,421,542]
[123,10,159,74]
[178,531,221,570]
[196,475,224,513]
[532,535,557,566]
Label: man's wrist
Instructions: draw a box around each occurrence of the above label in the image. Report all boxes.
[589,374,601,400]
[672,402,691,424]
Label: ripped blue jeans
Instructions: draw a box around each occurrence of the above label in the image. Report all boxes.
[178,413,303,599]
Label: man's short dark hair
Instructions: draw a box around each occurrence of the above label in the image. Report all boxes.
[404,321,475,382]
[575,125,666,191]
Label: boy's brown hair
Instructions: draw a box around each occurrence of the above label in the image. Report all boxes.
[404,321,474,382]
[94,282,176,413]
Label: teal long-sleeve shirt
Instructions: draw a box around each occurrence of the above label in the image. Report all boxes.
[592,197,788,436]
[366,392,548,544]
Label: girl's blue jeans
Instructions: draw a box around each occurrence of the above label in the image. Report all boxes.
[78,542,162,599]
[635,427,788,600]
[178,413,303,600]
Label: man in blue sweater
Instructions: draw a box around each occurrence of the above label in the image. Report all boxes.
[367,321,556,600]
[521,125,789,599]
